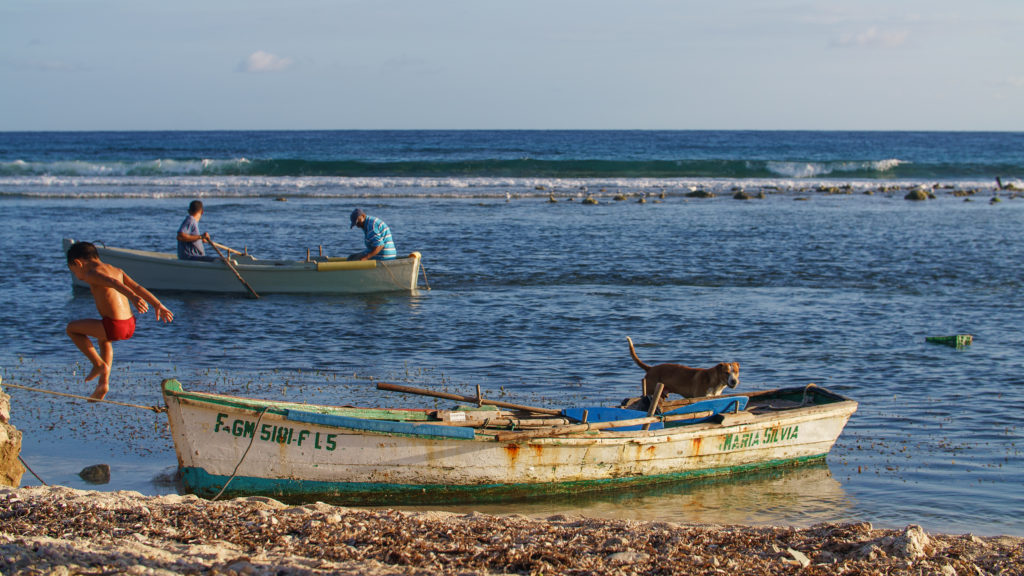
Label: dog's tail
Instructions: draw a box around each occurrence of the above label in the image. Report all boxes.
[626,336,652,371]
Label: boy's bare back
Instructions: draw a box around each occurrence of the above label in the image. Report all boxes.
[68,255,168,323]
[80,260,134,320]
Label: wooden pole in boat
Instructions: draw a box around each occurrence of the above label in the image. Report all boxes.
[495,415,661,441]
[642,383,664,431]
[493,410,714,442]
[209,241,260,299]
[376,382,562,416]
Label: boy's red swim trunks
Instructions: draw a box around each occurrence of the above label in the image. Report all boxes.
[102,316,136,342]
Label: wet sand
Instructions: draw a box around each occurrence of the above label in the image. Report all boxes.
[2,486,1020,575]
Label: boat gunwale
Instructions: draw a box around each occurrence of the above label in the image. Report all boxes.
[162,379,858,443]
[162,379,440,421]
[87,242,421,271]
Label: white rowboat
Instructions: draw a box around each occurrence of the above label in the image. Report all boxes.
[63,238,422,295]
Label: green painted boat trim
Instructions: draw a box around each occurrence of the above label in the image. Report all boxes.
[180,454,828,505]
[162,378,440,422]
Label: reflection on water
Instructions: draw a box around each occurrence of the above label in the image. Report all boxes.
[390,462,852,528]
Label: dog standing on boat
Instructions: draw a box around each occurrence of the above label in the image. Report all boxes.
[626,336,740,399]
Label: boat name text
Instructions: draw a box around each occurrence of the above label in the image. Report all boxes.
[719,425,798,451]
[214,413,337,451]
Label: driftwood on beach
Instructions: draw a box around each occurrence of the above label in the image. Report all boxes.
[2,486,1022,576]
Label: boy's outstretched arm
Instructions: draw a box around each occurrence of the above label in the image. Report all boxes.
[80,267,173,323]
[123,274,174,323]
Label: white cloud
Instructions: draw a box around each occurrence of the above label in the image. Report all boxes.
[238,51,293,73]
[833,27,909,49]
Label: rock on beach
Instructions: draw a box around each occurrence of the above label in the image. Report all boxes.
[2,486,1022,576]
[0,388,25,488]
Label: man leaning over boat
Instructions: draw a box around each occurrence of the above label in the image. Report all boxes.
[348,208,397,261]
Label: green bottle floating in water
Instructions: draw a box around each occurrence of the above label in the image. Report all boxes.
[925,335,973,348]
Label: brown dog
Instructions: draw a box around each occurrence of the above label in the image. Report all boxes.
[626,336,740,399]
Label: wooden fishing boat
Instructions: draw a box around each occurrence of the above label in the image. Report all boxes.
[162,379,857,504]
[62,238,422,295]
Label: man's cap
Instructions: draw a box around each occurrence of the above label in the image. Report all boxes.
[350,208,365,228]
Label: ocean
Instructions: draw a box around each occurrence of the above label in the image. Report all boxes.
[0,130,1021,536]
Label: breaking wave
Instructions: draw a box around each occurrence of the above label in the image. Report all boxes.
[0,156,1007,181]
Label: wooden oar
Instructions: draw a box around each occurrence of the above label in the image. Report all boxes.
[493,409,714,442]
[494,415,661,442]
[211,241,244,256]
[209,241,260,299]
[376,382,561,416]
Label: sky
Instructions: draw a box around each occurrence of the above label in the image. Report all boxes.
[1,0,1023,131]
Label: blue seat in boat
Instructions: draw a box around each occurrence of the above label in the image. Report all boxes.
[663,396,748,426]
[562,396,748,431]
[560,407,663,431]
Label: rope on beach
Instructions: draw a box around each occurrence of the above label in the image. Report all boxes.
[1,382,166,413]
[18,455,48,486]
[212,407,269,502]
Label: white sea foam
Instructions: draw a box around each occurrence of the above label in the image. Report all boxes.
[0,157,258,177]
[0,174,1000,200]
[766,159,905,178]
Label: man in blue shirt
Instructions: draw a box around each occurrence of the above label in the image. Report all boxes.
[348,208,397,260]
[176,200,215,261]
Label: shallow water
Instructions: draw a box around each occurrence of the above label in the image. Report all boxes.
[2,190,1023,536]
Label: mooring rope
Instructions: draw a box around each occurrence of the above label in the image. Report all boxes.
[1,382,166,413]
[18,455,47,486]
[381,259,405,290]
[419,261,431,290]
[212,406,269,501]
[379,256,431,291]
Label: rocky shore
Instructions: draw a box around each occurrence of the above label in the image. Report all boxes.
[0,388,25,489]
[2,486,1021,576]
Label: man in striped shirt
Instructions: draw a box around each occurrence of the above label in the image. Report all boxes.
[348,208,397,260]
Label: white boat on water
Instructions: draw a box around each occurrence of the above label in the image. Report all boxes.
[162,379,857,504]
[62,238,423,295]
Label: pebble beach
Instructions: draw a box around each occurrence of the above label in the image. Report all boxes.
[2,486,1022,576]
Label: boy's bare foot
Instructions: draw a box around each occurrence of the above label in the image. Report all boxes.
[85,361,109,383]
[89,382,109,401]
[85,365,102,382]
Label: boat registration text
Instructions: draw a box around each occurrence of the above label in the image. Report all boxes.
[214,413,338,451]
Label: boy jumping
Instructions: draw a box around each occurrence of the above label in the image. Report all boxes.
[65,241,174,400]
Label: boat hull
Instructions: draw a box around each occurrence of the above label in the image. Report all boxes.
[63,238,421,294]
[162,380,857,504]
